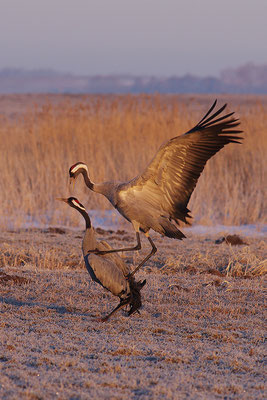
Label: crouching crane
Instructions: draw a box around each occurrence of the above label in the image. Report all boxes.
[69,100,242,277]
[57,197,146,321]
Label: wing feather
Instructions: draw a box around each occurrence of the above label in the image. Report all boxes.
[85,251,129,296]
[123,101,243,223]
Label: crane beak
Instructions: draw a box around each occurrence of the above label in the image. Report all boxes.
[69,176,76,192]
[56,197,68,203]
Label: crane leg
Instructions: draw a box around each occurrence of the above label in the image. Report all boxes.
[99,296,131,322]
[128,234,157,278]
[89,232,142,255]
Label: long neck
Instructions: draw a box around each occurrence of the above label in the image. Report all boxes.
[80,169,117,204]
[75,207,97,254]
[81,169,94,190]
[79,208,91,229]
[82,228,97,255]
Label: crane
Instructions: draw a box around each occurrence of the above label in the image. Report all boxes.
[57,197,146,321]
[69,100,242,277]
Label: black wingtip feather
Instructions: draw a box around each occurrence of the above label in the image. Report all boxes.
[197,103,228,128]
[186,101,241,135]
[197,99,218,125]
[202,112,235,128]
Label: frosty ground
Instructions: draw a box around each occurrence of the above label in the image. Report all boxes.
[0,226,266,399]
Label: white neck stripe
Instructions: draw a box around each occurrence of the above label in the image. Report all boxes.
[71,164,88,174]
[72,199,85,210]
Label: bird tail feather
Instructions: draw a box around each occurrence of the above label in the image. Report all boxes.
[159,217,186,240]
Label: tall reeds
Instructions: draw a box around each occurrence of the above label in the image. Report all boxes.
[0,94,266,228]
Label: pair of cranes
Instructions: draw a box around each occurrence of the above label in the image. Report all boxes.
[59,100,242,321]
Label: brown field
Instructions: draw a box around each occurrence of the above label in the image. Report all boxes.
[0,227,266,399]
[0,94,266,228]
[0,95,266,399]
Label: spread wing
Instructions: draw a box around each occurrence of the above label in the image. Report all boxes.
[123,100,243,224]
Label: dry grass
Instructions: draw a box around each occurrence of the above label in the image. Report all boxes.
[0,227,266,278]
[0,228,266,399]
[0,94,266,229]
[0,94,265,399]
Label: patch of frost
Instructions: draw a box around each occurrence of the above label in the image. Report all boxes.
[1,210,266,237]
[184,224,267,237]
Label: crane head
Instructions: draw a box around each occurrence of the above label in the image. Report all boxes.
[69,162,95,191]
[69,162,88,190]
[56,197,86,212]
[69,162,88,179]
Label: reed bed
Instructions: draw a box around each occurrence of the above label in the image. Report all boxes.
[0,94,266,229]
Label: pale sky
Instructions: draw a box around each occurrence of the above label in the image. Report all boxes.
[0,0,266,77]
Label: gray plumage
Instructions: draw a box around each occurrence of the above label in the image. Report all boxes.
[57,197,146,321]
[82,227,130,296]
[69,100,243,276]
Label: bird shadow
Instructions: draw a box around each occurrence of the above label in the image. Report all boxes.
[0,295,92,317]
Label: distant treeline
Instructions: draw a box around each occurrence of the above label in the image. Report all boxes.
[0,63,267,94]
